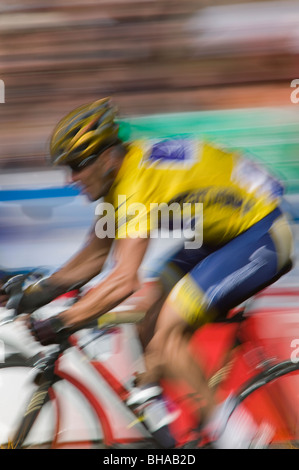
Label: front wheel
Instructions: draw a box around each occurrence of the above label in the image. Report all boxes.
[232,360,299,449]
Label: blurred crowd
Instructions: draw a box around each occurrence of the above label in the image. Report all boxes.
[0,0,299,168]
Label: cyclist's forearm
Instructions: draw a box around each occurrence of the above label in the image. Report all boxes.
[59,237,149,329]
[60,267,139,329]
[50,247,110,291]
[50,232,113,291]
[14,233,113,314]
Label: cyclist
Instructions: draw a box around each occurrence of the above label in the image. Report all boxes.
[2,98,294,448]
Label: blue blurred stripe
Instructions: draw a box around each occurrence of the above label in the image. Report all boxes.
[0,186,80,201]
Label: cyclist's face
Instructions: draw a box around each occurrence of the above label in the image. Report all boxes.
[69,150,116,201]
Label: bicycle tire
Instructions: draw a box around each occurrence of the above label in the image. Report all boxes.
[230,360,299,448]
[235,360,299,405]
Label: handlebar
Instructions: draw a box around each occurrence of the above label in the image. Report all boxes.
[2,271,45,312]
[3,274,26,311]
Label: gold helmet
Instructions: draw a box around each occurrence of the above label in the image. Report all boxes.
[50,98,119,169]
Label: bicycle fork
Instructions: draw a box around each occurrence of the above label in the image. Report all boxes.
[9,352,60,449]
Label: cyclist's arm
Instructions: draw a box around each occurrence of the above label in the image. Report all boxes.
[50,226,113,291]
[59,236,150,329]
[4,223,113,314]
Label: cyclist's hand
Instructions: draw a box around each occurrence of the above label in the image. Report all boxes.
[3,276,66,315]
[2,274,27,311]
[29,315,71,346]
[0,273,26,307]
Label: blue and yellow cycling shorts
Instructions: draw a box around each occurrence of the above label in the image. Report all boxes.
[160,208,293,328]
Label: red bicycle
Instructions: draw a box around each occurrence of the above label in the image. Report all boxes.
[1,282,299,448]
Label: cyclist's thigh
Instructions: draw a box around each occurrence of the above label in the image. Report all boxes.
[165,211,293,328]
[158,243,216,293]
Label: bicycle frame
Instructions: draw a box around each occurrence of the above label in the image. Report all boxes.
[55,335,146,449]
[6,327,153,449]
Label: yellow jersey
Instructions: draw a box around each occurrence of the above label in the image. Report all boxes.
[103,138,283,246]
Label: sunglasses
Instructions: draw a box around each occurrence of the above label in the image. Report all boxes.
[69,154,99,172]
[68,141,118,172]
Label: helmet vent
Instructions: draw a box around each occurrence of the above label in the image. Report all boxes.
[68,126,81,138]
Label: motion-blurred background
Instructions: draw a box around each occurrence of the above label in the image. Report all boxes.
[1,0,299,168]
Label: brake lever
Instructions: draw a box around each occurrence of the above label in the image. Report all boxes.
[2,274,27,312]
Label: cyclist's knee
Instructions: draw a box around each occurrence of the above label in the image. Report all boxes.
[164,273,218,328]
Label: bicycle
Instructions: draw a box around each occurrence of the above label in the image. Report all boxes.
[1,269,299,449]
[0,307,156,449]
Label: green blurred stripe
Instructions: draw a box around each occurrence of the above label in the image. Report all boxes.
[118,106,299,193]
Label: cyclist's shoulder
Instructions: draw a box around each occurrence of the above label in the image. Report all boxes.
[122,136,236,167]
